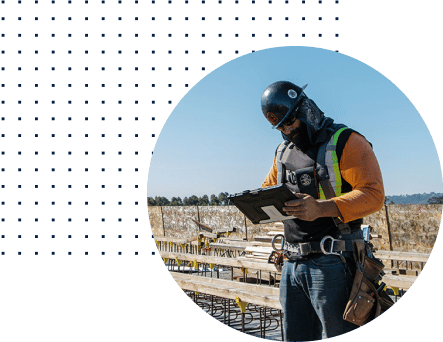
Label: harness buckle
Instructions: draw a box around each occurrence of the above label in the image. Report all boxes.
[320,235,341,256]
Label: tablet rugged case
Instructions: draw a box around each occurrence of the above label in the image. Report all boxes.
[227,184,297,224]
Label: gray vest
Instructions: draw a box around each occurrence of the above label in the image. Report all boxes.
[275,130,362,242]
[276,142,315,193]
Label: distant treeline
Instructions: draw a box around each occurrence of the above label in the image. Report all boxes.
[386,192,443,205]
[148,192,443,206]
[148,192,230,206]
[428,195,443,204]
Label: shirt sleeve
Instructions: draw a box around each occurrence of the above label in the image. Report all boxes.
[262,156,278,188]
[331,132,385,223]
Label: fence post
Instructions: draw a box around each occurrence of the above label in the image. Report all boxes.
[385,204,393,251]
[160,206,166,237]
[244,215,248,241]
[385,204,394,268]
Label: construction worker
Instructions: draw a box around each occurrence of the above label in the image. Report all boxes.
[261,81,384,341]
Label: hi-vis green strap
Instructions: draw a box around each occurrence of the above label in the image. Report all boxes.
[318,127,348,200]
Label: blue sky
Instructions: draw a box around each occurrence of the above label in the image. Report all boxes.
[148,46,443,199]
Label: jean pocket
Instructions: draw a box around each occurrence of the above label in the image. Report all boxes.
[310,254,343,267]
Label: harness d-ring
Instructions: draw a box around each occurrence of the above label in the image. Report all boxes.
[320,235,347,264]
[320,235,341,256]
[271,234,285,252]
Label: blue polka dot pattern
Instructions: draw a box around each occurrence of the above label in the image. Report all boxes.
[0,0,339,257]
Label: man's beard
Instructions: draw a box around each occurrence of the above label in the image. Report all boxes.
[286,121,310,153]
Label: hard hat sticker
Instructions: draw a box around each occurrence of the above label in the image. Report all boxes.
[288,89,297,99]
[266,112,279,125]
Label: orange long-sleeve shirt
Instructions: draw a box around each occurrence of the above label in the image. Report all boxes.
[262,132,385,223]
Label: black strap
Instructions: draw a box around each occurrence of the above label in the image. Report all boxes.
[284,239,363,256]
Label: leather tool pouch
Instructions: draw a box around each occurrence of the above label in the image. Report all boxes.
[267,250,284,272]
[343,241,394,326]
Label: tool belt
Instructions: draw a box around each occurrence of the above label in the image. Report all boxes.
[268,234,363,271]
[282,236,361,259]
[270,234,362,259]
[343,240,394,326]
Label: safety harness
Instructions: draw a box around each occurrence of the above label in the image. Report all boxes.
[268,128,357,266]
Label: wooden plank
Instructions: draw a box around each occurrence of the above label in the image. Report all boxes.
[375,250,429,263]
[154,236,198,244]
[266,231,285,236]
[172,272,279,296]
[244,254,270,261]
[209,243,246,252]
[249,252,271,257]
[253,236,273,243]
[199,232,219,239]
[217,238,249,244]
[171,272,282,310]
[160,251,281,273]
[214,227,237,234]
[251,241,274,247]
[217,239,272,248]
[245,246,274,254]
[215,240,249,247]
[384,268,420,276]
[191,219,214,232]
[191,219,237,235]
[382,274,417,290]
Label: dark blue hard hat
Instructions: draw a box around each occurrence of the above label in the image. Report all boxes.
[261,81,308,129]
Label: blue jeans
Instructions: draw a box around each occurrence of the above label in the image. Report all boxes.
[279,252,358,341]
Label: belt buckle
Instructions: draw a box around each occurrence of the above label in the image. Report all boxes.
[320,235,341,256]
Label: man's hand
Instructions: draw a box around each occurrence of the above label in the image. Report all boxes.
[283,193,343,222]
[283,193,322,221]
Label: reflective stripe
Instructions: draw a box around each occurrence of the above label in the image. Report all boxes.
[333,127,347,145]
[318,185,326,199]
[319,127,348,199]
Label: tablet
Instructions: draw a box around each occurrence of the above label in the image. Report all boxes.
[227,184,297,224]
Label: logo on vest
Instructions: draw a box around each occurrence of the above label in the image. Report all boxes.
[300,174,312,186]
